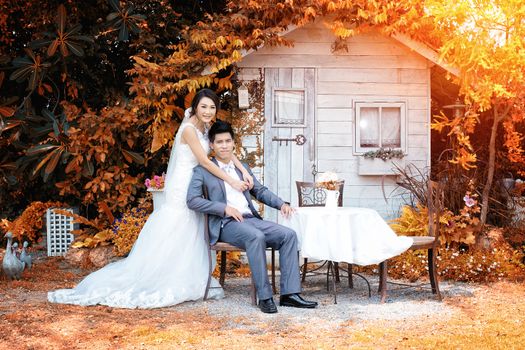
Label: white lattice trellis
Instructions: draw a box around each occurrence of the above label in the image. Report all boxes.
[46,208,76,256]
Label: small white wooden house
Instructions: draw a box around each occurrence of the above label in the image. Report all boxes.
[235,20,458,221]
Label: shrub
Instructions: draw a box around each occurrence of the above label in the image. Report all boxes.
[112,201,152,256]
[1,201,64,243]
[386,242,524,283]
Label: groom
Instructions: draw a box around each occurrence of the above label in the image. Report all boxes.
[187,120,317,313]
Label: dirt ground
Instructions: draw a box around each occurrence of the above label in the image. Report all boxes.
[1,256,525,349]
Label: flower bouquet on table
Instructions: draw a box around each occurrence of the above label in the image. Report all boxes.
[315,171,339,190]
[145,173,166,190]
[315,172,340,208]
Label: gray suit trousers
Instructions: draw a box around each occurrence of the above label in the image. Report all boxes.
[220,216,301,300]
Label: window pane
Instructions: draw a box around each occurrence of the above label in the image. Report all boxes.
[360,107,380,147]
[274,90,305,125]
[381,107,401,148]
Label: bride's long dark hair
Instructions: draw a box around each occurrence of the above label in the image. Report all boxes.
[190,89,221,115]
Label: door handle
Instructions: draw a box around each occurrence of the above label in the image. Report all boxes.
[271,134,306,146]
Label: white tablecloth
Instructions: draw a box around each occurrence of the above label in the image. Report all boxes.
[280,207,413,266]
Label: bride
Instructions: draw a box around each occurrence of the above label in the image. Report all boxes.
[48,89,253,308]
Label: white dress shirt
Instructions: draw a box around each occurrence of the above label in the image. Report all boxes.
[218,159,252,216]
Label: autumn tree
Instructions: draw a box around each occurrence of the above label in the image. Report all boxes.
[428,0,525,226]
[0,0,229,220]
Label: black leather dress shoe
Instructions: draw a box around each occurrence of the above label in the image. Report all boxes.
[258,297,278,314]
[280,294,318,308]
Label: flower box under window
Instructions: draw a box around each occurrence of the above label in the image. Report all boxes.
[358,157,405,175]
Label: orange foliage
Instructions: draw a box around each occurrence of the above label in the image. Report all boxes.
[503,118,525,175]
[1,201,64,243]
[386,242,524,283]
[51,102,146,215]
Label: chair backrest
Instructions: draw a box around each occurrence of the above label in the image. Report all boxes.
[427,180,444,240]
[296,180,345,207]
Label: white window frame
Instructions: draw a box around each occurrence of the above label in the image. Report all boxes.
[271,88,307,128]
[353,101,407,154]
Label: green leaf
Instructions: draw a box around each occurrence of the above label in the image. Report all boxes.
[26,144,59,156]
[118,24,129,42]
[9,66,32,81]
[33,125,54,137]
[42,109,57,122]
[52,120,60,136]
[11,56,32,67]
[29,38,54,49]
[121,149,144,164]
[108,0,121,12]
[24,48,36,61]
[83,159,94,177]
[66,24,82,36]
[128,21,141,34]
[106,12,119,22]
[71,35,94,43]
[61,150,70,163]
[66,42,84,57]
[6,175,18,185]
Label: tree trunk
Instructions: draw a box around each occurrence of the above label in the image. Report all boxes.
[480,106,505,227]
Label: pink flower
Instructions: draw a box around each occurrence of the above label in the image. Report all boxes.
[145,174,165,189]
[463,194,476,208]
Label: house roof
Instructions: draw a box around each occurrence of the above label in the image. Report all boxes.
[235,24,459,78]
[391,33,459,77]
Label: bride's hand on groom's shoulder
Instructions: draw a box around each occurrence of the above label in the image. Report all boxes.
[242,172,254,190]
[230,179,249,192]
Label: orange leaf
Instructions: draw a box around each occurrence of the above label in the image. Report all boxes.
[33,149,58,176]
[44,148,62,175]
[150,128,164,153]
[0,106,15,117]
[184,92,195,109]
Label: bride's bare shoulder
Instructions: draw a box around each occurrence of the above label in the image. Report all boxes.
[180,123,199,144]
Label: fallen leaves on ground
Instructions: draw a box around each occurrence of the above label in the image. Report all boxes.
[0,257,524,349]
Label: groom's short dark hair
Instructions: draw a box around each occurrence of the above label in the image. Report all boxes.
[209,120,235,142]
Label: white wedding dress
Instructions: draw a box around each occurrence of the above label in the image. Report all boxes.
[48,119,224,308]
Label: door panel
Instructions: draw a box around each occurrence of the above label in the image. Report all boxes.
[264,68,315,222]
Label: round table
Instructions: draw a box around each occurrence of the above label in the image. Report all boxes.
[280,207,413,266]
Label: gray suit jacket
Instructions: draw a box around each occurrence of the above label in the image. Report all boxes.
[186,158,285,245]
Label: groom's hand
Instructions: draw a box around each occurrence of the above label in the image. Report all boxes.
[280,203,295,219]
[225,205,244,222]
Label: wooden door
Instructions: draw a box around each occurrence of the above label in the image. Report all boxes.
[263,68,316,222]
